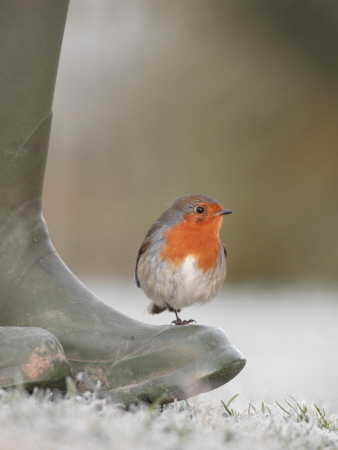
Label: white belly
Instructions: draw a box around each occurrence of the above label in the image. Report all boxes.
[174,255,203,306]
[138,253,226,310]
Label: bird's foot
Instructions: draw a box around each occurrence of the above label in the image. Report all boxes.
[171,318,197,326]
[170,309,196,325]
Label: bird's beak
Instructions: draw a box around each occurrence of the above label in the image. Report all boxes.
[216,209,232,216]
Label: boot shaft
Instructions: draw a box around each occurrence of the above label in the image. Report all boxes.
[0,0,69,224]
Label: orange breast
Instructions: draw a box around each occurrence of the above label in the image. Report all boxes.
[160,220,222,272]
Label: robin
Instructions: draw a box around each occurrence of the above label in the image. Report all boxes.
[135,194,232,325]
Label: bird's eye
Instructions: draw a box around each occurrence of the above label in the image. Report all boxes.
[195,206,205,214]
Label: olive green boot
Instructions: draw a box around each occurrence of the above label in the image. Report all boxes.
[0,327,72,391]
[0,0,245,404]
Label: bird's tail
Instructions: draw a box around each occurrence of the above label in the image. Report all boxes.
[148,303,166,315]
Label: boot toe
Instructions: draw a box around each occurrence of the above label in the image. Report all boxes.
[106,324,245,405]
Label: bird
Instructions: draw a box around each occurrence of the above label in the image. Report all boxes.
[135,194,232,325]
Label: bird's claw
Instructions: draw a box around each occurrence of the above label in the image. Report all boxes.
[171,318,196,326]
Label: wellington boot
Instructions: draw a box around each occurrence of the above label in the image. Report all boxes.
[0,327,72,391]
[0,0,245,404]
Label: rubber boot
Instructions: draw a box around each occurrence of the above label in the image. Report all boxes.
[0,0,245,404]
[0,327,72,391]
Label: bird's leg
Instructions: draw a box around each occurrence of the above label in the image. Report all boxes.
[165,304,196,325]
[172,309,184,325]
[171,309,196,326]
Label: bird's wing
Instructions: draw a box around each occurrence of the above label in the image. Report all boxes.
[222,242,227,258]
[135,245,147,288]
[135,221,163,288]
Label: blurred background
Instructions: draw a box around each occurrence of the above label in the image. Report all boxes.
[46,0,338,284]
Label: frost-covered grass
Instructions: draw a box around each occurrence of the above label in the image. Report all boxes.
[0,385,337,450]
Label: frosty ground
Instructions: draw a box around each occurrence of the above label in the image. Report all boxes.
[1,283,337,449]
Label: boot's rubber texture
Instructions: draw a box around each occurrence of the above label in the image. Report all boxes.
[0,327,73,391]
[96,327,246,405]
[0,0,246,403]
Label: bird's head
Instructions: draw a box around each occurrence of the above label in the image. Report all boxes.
[163,194,232,232]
